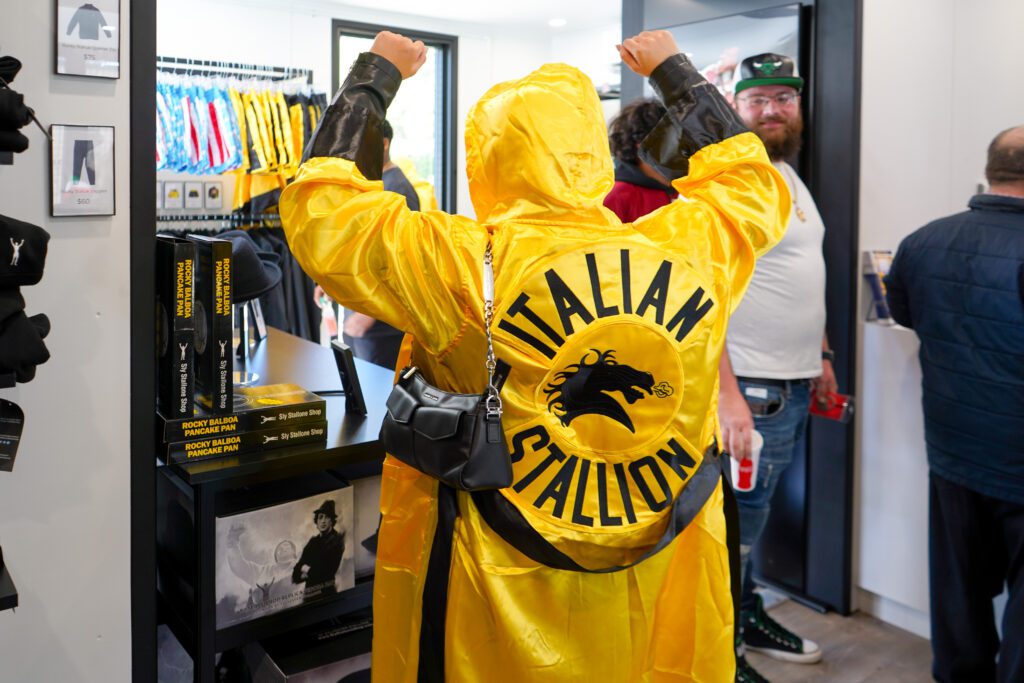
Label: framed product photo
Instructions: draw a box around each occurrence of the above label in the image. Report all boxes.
[50,124,115,217]
[184,181,204,209]
[204,181,223,210]
[163,181,183,209]
[55,0,120,79]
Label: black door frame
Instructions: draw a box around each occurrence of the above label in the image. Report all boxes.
[622,0,861,614]
[129,0,158,679]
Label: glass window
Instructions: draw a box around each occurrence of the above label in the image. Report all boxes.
[334,22,457,211]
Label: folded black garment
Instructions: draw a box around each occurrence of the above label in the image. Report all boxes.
[0,288,24,326]
[0,310,50,376]
[0,88,30,130]
[0,214,49,286]
[0,128,27,154]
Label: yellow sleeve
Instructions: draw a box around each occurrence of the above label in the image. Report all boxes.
[280,156,483,355]
[637,131,790,313]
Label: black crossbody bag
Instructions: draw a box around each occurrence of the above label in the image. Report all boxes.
[379,244,512,491]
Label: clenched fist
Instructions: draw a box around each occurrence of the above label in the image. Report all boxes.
[370,31,427,79]
[617,30,680,78]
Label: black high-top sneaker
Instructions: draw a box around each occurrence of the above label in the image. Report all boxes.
[736,651,771,683]
[742,593,822,664]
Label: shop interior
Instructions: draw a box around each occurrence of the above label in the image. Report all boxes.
[0,0,1023,681]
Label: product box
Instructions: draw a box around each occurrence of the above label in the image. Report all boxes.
[159,383,326,442]
[166,421,327,464]
[156,235,196,418]
[215,485,355,629]
[862,249,894,321]
[245,620,372,683]
[188,234,233,413]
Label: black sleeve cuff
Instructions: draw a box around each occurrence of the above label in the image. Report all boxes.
[303,52,403,180]
[639,53,749,181]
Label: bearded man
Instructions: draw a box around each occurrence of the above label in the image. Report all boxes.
[716,53,839,683]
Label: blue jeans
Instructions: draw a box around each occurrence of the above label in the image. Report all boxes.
[733,378,811,613]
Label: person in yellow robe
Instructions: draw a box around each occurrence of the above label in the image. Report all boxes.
[281,30,788,683]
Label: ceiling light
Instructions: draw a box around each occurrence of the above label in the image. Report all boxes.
[548,18,567,28]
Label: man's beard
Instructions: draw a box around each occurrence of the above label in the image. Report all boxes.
[751,114,804,160]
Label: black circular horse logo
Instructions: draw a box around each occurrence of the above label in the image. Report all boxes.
[543,349,670,433]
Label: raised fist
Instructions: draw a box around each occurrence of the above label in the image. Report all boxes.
[370,31,427,79]
[617,31,680,78]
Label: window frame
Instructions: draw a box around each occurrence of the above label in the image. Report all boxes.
[331,19,458,212]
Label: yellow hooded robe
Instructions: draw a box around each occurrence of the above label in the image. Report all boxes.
[282,53,788,683]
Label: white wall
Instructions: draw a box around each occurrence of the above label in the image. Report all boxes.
[547,22,623,123]
[0,2,132,681]
[157,0,574,220]
[855,0,1024,638]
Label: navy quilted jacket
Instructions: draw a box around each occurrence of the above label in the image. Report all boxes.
[885,194,1024,503]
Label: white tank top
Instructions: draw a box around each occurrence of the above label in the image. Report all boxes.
[726,161,826,379]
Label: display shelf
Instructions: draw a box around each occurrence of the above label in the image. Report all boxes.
[0,563,18,612]
[253,614,373,678]
[234,327,347,395]
[159,579,374,659]
[155,327,391,682]
[164,394,387,488]
[216,579,373,653]
[160,328,394,488]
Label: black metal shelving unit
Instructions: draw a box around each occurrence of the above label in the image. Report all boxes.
[0,562,17,613]
[155,330,393,682]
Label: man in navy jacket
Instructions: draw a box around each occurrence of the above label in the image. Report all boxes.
[886,125,1024,683]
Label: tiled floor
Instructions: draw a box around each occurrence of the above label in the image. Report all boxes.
[746,599,933,683]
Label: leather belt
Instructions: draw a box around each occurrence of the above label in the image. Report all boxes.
[736,376,807,389]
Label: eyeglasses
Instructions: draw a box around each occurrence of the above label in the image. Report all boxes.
[737,92,799,108]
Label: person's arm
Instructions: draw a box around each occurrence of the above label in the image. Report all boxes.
[385,171,421,212]
[813,333,839,405]
[344,312,376,338]
[1018,264,1024,309]
[618,32,790,308]
[884,246,913,328]
[225,525,261,586]
[718,345,754,462]
[324,532,345,578]
[281,32,479,356]
[292,543,310,584]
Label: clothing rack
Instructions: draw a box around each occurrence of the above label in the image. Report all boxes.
[155,55,313,84]
[155,213,283,233]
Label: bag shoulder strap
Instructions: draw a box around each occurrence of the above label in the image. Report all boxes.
[471,444,723,573]
[483,243,501,418]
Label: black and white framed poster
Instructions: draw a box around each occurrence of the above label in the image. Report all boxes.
[50,124,115,217]
[215,486,355,628]
[56,0,120,79]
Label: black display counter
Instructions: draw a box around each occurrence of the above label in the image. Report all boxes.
[156,327,392,682]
